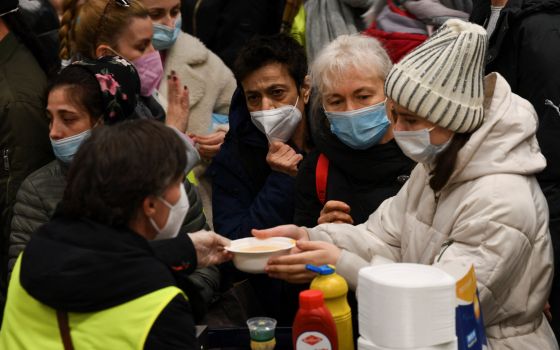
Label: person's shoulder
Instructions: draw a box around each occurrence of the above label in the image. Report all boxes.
[23,161,63,185]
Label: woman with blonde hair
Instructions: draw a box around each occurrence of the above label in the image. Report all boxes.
[59,0,191,136]
[141,0,237,227]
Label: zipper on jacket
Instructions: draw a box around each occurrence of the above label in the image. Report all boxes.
[3,149,9,171]
[437,239,455,262]
[192,0,203,36]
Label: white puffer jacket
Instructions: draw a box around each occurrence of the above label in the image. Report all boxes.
[308,73,558,349]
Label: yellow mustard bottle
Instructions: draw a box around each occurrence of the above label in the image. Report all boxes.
[307,264,354,350]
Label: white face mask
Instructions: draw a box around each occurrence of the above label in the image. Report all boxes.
[393,127,452,164]
[150,183,190,240]
[249,96,302,142]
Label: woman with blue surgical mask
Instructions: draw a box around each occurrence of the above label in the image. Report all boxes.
[140,0,237,228]
[257,20,557,349]
[293,34,415,228]
[7,56,207,281]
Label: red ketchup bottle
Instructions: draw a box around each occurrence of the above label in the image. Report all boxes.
[292,289,338,350]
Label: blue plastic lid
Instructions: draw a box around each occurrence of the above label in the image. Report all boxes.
[305,264,335,275]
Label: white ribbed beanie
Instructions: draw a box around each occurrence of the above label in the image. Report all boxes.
[384,19,488,133]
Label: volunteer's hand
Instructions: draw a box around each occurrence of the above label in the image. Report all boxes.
[265,240,341,284]
[266,141,303,177]
[188,231,232,267]
[318,200,354,225]
[166,70,190,133]
[191,130,226,159]
[252,224,309,241]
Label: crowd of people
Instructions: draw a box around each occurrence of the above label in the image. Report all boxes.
[0,0,559,349]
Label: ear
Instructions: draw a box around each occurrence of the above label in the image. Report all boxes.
[142,196,158,219]
[385,98,396,123]
[301,75,311,104]
[95,44,112,59]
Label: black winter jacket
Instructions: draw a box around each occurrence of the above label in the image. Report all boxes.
[18,215,198,349]
[294,107,415,227]
[470,0,560,186]
[0,32,54,299]
[180,0,285,69]
[8,160,218,308]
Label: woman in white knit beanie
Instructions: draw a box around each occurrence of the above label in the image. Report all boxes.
[255,19,558,349]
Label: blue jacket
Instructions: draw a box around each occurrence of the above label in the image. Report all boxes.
[210,88,297,240]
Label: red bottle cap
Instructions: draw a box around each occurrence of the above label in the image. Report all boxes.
[299,289,324,309]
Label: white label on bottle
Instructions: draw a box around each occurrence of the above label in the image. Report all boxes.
[295,331,332,350]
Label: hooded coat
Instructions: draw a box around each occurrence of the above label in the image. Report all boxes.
[307,74,558,349]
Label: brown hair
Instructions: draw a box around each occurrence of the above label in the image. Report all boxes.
[59,0,149,60]
[63,120,187,227]
[429,133,471,192]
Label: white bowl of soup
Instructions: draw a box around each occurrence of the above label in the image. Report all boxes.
[226,237,295,274]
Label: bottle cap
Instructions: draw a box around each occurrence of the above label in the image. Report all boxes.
[306,264,335,275]
[299,289,325,309]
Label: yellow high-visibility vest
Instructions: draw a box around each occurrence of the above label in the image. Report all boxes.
[0,255,186,350]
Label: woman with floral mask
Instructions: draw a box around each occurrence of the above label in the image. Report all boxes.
[255,20,557,348]
[140,0,236,228]
[59,0,191,136]
[7,58,217,311]
[0,120,232,349]
[294,34,415,228]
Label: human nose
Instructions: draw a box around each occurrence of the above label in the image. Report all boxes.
[393,116,407,132]
[49,119,63,140]
[261,97,276,111]
[346,100,361,112]
[161,14,174,28]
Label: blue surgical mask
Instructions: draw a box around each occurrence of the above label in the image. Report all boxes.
[50,129,92,163]
[152,17,182,51]
[325,99,390,150]
[393,127,452,164]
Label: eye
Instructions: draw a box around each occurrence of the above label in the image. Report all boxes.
[358,94,372,100]
[246,94,260,104]
[149,9,164,20]
[404,117,417,124]
[271,89,285,97]
[171,8,180,17]
[326,98,341,106]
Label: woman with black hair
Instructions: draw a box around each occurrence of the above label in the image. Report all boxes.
[0,0,58,296]
[8,56,220,314]
[0,119,232,349]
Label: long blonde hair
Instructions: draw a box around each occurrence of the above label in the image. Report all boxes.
[59,0,149,60]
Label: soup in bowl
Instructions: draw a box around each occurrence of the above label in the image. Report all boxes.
[226,237,295,274]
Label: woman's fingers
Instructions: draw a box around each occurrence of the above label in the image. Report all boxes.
[322,200,351,214]
[252,225,308,240]
[317,210,354,225]
[268,265,316,284]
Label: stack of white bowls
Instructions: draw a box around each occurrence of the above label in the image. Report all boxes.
[357,264,458,350]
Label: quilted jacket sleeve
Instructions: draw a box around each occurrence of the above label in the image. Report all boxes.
[180,180,220,306]
[8,176,52,276]
[436,174,552,326]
